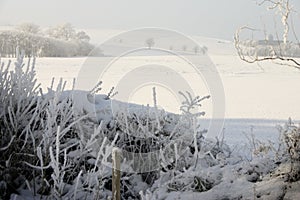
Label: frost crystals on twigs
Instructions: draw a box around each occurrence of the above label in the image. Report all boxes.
[179,91,210,117]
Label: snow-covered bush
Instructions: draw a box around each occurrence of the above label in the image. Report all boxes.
[0,52,41,199]
[0,54,110,199]
[280,118,300,182]
[0,53,233,199]
[240,119,300,183]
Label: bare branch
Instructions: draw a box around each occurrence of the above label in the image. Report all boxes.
[234,0,300,69]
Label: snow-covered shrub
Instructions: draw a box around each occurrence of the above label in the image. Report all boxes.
[0,54,111,199]
[73,90,234,199]
[241,118,300,183]
[0,53,41,199]
[0,52,236,199]
[243,131,278,161]
[280,118,300,182]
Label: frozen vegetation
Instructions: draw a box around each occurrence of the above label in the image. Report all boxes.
[0,23,99,57]
[0,47,300,199]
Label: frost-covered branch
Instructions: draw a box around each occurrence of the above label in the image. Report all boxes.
[234,0,300,69]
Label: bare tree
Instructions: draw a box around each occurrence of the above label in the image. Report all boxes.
[76,31,90,43]
[47,23,76,41]
[145,38,155,49]
[16,23,40,35]
[193,45,199,54]
[202,46,208,54]
[234,0,300,69]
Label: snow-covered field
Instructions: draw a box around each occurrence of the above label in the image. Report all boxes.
[30,54,300,120]
[3,35,298,146]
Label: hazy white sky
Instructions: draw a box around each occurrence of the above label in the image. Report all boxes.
[0,0,299,40]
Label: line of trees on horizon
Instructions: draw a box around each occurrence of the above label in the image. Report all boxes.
[0,23,100,57]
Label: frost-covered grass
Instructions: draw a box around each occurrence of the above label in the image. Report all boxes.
[0,54,113,199]
[0,54,233,199]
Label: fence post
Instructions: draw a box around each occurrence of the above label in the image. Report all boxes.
[112,147,121,200]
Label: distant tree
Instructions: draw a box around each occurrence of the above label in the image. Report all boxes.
[47,23,76,41]
[182,45,187,51]
[0,23,95,57]
[169,45,173,51]
[202,46,208,54]
[145,38,155,49]
[16,23,40,34]
[193,45,199,54]
[76,31,90,43]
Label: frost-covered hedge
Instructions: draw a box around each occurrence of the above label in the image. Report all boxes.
[0,30,95,57]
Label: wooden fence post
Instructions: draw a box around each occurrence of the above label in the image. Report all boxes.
[112,147,121,200]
